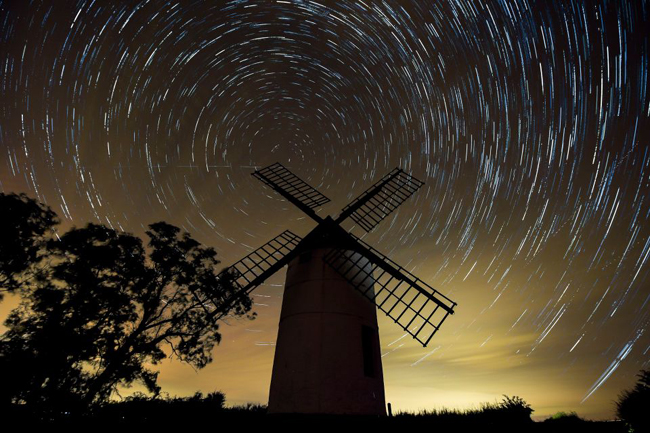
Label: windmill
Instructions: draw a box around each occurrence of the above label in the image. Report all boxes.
[208,163,457,415]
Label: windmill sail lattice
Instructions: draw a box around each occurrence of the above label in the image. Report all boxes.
[253,162,330,220]
[229,230,302,292]
[338,168,424,232]
[323,236,455,347]
[210,230,301,321]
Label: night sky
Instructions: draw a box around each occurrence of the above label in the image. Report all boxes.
[1,0,649,420]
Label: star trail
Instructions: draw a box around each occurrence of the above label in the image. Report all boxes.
[1,0,649,419]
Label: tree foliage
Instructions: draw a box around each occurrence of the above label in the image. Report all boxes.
[0,192,58,297]
[616,369,650,432]
[0,194,255,411]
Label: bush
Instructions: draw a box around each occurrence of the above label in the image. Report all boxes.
[544,411,584,423]
[616,370,650,432]
[499,395,533,418]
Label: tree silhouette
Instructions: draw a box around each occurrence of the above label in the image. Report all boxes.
[0,195,254,412]
[0,192,58,299]
[616,369,650,432]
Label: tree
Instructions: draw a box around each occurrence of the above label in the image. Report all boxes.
[0,195,255,412]
[616,369,650,432]
[0,192,58,298]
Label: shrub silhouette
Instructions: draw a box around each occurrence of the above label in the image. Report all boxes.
[616,369,650,432]
[477,395,533,425]
[544,411,584,424]
[498,395,534,421]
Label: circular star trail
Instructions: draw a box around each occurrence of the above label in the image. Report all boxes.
[1,0,649,418]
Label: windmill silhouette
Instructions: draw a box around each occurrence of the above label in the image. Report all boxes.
[209,163,457,415]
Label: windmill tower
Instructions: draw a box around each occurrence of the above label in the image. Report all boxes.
[209,163,457,415]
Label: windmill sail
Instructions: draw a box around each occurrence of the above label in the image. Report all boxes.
[229,230,302,292]
[323,235,456,347]
[337,168,424,232]
[253,163,330,221]
[208,230,302,321]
